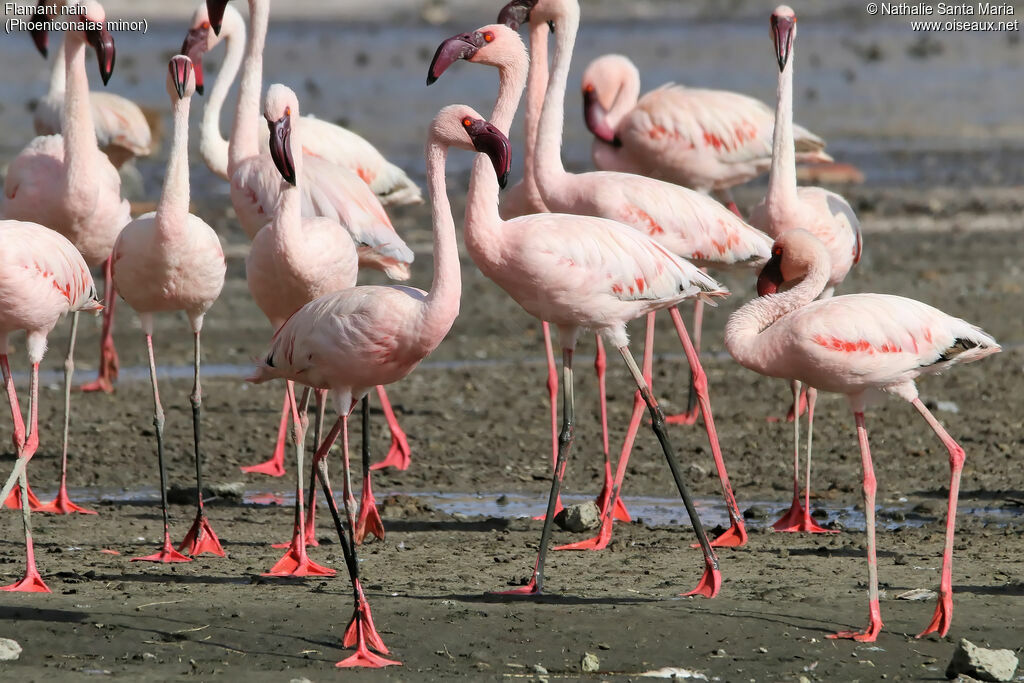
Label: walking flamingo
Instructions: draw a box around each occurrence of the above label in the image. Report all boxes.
[432,4,767,549]
[0,221,102,592]
[196,0,414,477]
[725,229,1000,641]
[246,103,490,668]
[3,1,128,512]
[748,5,863,533]
[112,57,227,563]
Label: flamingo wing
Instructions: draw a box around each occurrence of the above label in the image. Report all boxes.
[89,92,154,156]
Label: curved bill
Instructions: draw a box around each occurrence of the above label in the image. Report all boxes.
[771,15,795,71]
[206,0,229,35]
[468,120,512,189]
[29,0,53,57]
[85,24,115,86]
[180,26,209,94]
[497,0,536,29]
[756,251,784,296]
[426,33,483,85]
[583,88,620,146]
[267,115,296,185]
[169,56,192,99]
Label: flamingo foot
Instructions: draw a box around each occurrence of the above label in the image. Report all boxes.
[178,512,226,557]
[708,519,749,548]
[271,524,319,548]
[354,484,385,545]
[262,534,334,577]
[665,407,700,425]
[240,454,286,477]
[680,559,722,598]
[596,461,631,523]
[555,519,612,551]
[772,493,835,533]
[490,578,541,596]
[131,534,192,563]
[828,600,883,642]
[337,583,400,668]
[369,431,411,472]
[36,484,97,515]
[0,565,50,593]
[79,342,119,393]
[532,496,564,521]
[4,483,44,511]
[916,590,952,638]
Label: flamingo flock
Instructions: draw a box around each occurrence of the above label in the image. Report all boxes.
[0,0,1004,667]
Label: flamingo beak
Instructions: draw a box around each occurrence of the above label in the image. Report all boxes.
[206,0,229,36]
[29,0,50,57]
[468,121,512,189]
[497,0,536,29]
[771,15,795,71]
[180,26,209,95]
[426,33,483,85]
[756,250,785,296]
[583,86,620,146]
[85,25,116,86]
[169,56,192,100]
[267,114,296,186]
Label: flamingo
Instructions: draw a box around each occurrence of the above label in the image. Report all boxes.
[725,229,1000,641]
[433,4,766,549]
[179,2,422,206]
[747,5,863,534]
[246,103,489,668]
[111,57,226,563]
[0,220,102,592]
[2,1,128,512]
[197,0,414,478]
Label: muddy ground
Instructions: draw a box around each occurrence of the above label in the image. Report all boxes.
[0,189,1022,681]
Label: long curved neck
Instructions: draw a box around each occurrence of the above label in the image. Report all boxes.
[534,7,579,191]
[62,32,99,196]
[418,141,461,350]
[201,21,245,179]
[228,0,267,174]
[272,121,304,251]
[48,38,67,95]
[766,46,799,214]
[606,66,640,129]
[521,21,550,208]
[156,95,192,238]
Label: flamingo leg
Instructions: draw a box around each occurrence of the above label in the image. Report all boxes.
[0,355,29,507]
[369,386,411,471]
[38,313,95,515]
[618,343,721,598]
[666,296,704,426]
[301,389,328,547]
[774,380,807,530]
[132,335,191,563]
[828,411,883,641]
[495,347,576,596]
[355,396,385,544]
[911,398,964,639]
[533,321,564,519]
[178,331,225,557]
[593,335,629,523]
[785,384,808,422]
[80,256,119,393]
[240,390,288,476]
[668,307,746,548]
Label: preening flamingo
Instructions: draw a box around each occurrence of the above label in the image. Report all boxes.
[0,220,102,592]
[197,0,414,478]
[2,0,128,512]
[247,103,485,668]
[112,57,227,563]
[180,1,422,206]
[725,229,1000,641]
[747,5,863,533]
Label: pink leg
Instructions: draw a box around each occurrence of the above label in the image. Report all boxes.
[593,335,630,523]
[533,321,564,519]
[666,295,704,426]
[241,391,288,476]
[80,256,119,393]
[784,384,808,422]
[369,386,411,471]
[302,389,329,547]
[912,398,964,639]
[775,385,835,533]
[828,411,883,642]
[355,397,385,545]
[668,307,746,548]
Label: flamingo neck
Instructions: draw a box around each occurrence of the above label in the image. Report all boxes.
[464,153,505,267]
[201,19,245,180]
[418,141,461,352]
[62,32,99,199]
[606,63,640,129]
[270,118,304,252]
[155,95,193,239]
[229,0,267,174]
[534,5,580,195]
[521,21,550,210]
[48,38,67,95]
[766,49,799,218]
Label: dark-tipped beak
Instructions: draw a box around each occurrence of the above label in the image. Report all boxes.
[583,88,620,146]
[470,122,512,189]
[29,0,49,57]
[206,0,229,35]
[497,0,534,29]
[169,57,191,99]
[426,34,479,85]
[756,251,784,296]
[86,25,115,86]
[771,17,795,71]
[267,115,296,186]
[180,26,208,94]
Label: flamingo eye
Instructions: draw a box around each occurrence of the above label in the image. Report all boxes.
[483,31,494,42]
[772,246,783,256]
[584,83,594,93]
[201,21,210,29]
[462,117,473,127]
[285,106,291,116]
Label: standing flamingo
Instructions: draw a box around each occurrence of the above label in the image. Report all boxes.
[247,103,489,668]
[747,5,863,533]
[112,57,226,563]
[0,221,102,592]
[196,0,414,478]
[725,229,1000,641]
[3,1,128,512]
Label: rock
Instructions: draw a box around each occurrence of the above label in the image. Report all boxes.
[743,504,771,520]
[581,652,600,673]
[896,588,937,601]
[0,638,22,661]
[945,638,1019,682]
[554,501,601,532]
[936,400,960,414]
[532,663,548,675]
[167,482,245,505]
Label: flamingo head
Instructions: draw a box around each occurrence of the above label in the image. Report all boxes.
[432,105,512,189]
[581,55,634,146]
[265,84,299,186]
[770,5,797,71]
[497,0,537,29]
[166,55,196,102]
[756,230,825,296]
[205,0,230,36]
[28,0,52,57]
[180,1,232,95]
[427,25,520,85]
[79,1,116,86]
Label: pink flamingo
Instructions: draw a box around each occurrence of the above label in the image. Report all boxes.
[0,220,102,592]
[197,0,413,478]
[726,229,1000,641]
[247,103,489,668]
[180,2,422,207]
[428,23,628,524]
[747,5,863,534]
[3,1,128,512]
[112,57,227,563]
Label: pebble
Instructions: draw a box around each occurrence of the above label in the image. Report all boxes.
[554,501,601,532]
[743,505,771,520]
[581,652,600,673]
[0,638,22,662]
[946,638,1019,682]
[532,663,548,674]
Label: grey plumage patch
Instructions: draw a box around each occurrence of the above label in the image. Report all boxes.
[932,338,981,364]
